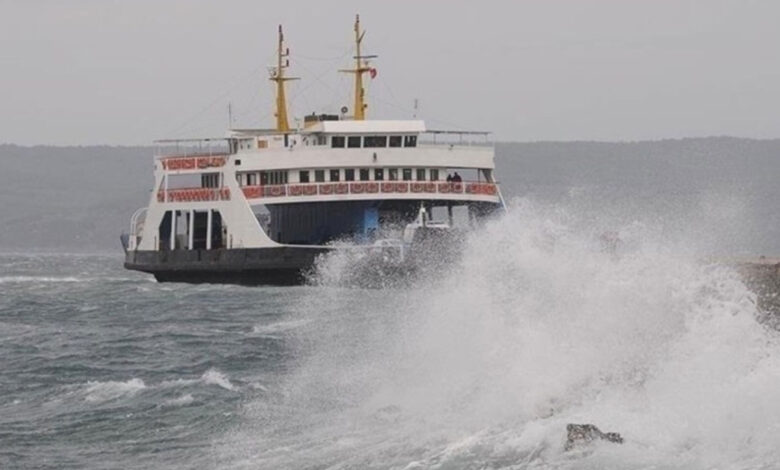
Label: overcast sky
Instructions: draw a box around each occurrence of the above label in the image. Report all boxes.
[1,0,779,145]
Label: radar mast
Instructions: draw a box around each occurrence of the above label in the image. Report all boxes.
[340,15,376,120]
[270,25,298,132]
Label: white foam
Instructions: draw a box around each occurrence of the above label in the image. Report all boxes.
[252,319,311,336]
[201,369,236,391]
[225,200,780,468]
[84,378,146,402]
[0,275,84,284]
[163,394,194,407]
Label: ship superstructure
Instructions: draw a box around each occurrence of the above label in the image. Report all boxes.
[123,16,505,284]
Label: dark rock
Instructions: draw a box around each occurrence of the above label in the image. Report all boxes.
[565,423,623,451]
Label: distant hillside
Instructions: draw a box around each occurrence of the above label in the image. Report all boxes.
[0,145,152,252]
[1,138,779,254]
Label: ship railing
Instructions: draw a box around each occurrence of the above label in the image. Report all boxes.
[159,155,228,171]
[240,181,499,199]
[419,130,493,147]
[153,138,230,158]
[127,207,147,251]
[157,187,231,203]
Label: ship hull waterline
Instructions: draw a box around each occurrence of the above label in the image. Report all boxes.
[124,246,331,286]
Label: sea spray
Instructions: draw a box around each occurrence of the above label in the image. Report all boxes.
[223,199,780,469]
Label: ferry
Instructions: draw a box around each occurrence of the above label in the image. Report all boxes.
[122,16,506,285]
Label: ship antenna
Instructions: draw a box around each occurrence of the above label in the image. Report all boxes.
[270,25,299,132]
[340,14,377,120]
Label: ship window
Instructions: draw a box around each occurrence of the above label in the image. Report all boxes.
[330,169,340,182]
[345,169,355,181]
[389,136,402,147]
[263,171,287,185]
[430,169,439,181]
[374,168,384,181]
[416,169,426,181]
[202,173,219,188]
[234,159,241,165]
[388,168,398,181]
[299,171,310,183]
[347,136,361,148]
[317,135,327,146]
[364,135,387,148]
[331,136,345,148]
[404,135,417,147]
[247,173,257,186]
[402,168,412,181]
[315,170,325,182]
[359,168,370,181]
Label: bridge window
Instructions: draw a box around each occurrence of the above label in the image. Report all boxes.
[364,136,387,148]
[359,168,370,181]
[402,168,412,181]
[330,169,340,182]
[389,135,402,147]
[345,169,355,181]
[374,168,384,181]
[299,170,310,183]
[347,136,361,148]
[416,169,426,181]
[315,170,325,182]
[430,169,440,181]
[331,136,345,148]
[388,168,398,181]
[262,171,288,185]
[404,135,417,147]
[202,173,220,188]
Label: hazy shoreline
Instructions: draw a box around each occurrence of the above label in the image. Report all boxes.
[3,137,780,255]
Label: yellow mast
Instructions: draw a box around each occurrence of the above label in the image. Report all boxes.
[270,25,298,132]
[340,15,376,120]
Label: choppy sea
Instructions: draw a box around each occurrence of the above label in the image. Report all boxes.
[3,202,780,469]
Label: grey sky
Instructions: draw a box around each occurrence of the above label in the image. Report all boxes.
[1,0,778,145]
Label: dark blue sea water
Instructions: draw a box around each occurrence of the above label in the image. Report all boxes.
[3,203,780,469]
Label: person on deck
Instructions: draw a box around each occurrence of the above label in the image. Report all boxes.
[452,172,462,182]
[446,173,453,182]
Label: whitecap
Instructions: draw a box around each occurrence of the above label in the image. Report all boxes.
[84,378,146,402]
[251,319,311,336]
[163,394,194,407]
[0,275,84,284]
[201,369,236,391]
